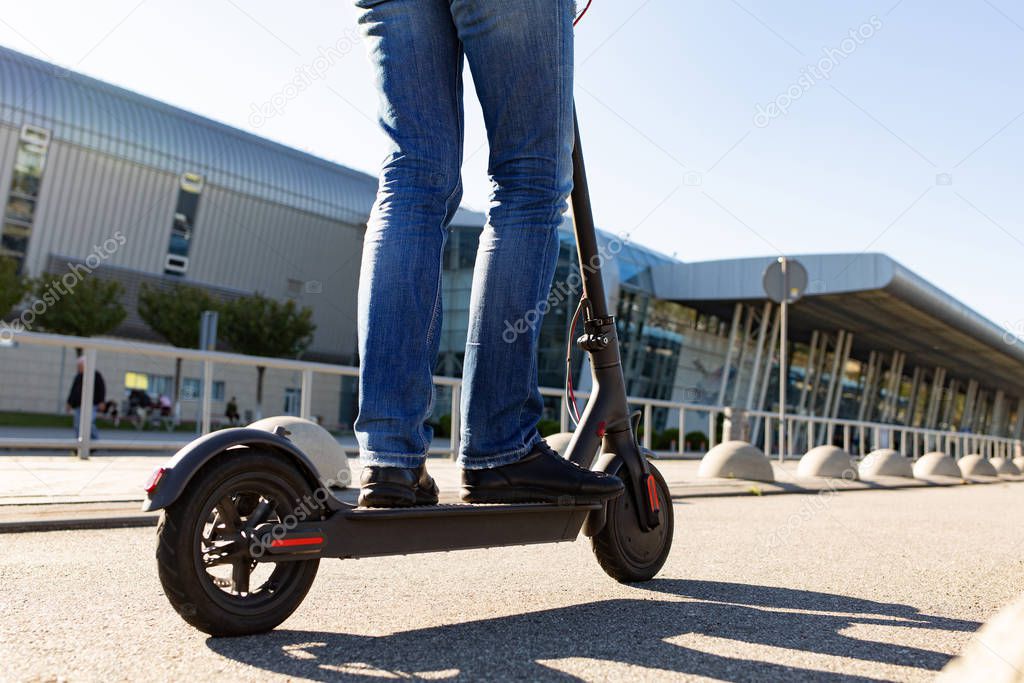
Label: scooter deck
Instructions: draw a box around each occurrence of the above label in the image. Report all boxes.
[260,502,600,561]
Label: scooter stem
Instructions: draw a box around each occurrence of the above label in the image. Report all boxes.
[566,108,659,531]
[569,108,609,320]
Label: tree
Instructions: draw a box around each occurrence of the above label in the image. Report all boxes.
[0,257,29,320]
[138,283,218,417]
[220,293,315,419]
[30,272,126,344]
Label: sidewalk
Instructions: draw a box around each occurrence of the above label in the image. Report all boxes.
[3,450,1015,533]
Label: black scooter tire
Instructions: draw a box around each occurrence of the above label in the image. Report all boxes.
[156,450,321,636]
[592,460,673,583]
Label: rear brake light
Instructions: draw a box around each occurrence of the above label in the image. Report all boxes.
[270,536,324,548]
[144,467,167,495]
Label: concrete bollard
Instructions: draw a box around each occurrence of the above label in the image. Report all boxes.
[957,454,998,478]
[990,457,1022,477]
[938,592,1024,681]
[858,448,914,479]
[912,451,961,479]
[544,432,575,457]
[698,440,775,482]
[797,445,858,480]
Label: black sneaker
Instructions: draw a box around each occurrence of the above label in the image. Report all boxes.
[358,463,439,508]
[461,440,625,505]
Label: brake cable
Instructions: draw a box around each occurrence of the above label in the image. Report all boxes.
[564,295,592,427]
[574,0,593,26]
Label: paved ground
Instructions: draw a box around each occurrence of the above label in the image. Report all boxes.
[2,483,1022,682]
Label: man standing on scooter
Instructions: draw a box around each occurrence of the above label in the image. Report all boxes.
[353,0,624,507]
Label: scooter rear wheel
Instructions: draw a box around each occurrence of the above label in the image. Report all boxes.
[156,450,321,636]
[592,461,673,582]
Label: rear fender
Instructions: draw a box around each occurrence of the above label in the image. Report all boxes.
[141,428,331,512]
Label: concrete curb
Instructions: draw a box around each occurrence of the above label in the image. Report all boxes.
[0,514,158,534]
[0,500,157,534]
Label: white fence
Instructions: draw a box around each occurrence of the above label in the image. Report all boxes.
[752,410,1022,463]
[2,331,1021,462]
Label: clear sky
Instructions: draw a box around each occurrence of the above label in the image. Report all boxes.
[1,0,1022,332]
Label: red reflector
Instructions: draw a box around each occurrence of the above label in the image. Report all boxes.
[269,537,324,548]
[645,474,660,513]
[144,467,167,494]
[596,420,607,437]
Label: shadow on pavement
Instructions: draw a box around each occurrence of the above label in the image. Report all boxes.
[206,579,980,681]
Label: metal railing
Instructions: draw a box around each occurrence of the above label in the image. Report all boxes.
[1,331,451,459]
[2,331,1020,463]
[539,386,723,455]
[751,410,1022,462]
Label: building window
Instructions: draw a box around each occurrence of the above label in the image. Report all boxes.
[283,387,301,416]
[165,172,203,275]
[124,372,174,398]
[180,378,226,401]
[2,125,50,271]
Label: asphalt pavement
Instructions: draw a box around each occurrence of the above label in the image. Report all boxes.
[2,482,1022,681]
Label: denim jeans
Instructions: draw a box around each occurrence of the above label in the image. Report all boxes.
[72,408,100,441]
[353,0,575,469]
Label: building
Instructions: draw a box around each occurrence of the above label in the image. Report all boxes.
[650,254,1024,445]
[2,45,1023,447]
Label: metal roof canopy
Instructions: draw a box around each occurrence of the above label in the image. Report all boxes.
[0,45,485,228]
[651,253,1024,396]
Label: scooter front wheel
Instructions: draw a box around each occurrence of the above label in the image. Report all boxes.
[591,460,673,582]
[156,450,321,636]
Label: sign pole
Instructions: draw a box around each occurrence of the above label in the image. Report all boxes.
[778,257,788,463]
[762,255,805,463]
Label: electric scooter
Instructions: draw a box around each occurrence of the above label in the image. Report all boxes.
[145,112,674,637]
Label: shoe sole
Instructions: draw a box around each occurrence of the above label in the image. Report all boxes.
[358,483,439,508]
[459,486,624,506]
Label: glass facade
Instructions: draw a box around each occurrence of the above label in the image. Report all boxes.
[436,220,690,430]
[2,125,50,270]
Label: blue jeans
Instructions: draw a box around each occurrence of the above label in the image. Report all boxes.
[353,0,575,469]
[72,408,100,441]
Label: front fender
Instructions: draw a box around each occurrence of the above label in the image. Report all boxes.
[141,428,325,512]
[582,452,622,537]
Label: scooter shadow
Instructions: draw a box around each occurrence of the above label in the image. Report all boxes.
[206,579,979,682]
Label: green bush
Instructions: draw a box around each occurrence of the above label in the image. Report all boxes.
[537,419,562,437]
[651,428,678,450]
[685,430,709,451]
[429,414,451,438]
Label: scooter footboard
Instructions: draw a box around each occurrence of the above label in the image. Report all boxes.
[255,502,601,561]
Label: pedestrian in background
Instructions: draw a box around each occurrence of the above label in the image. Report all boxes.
[226,396,240,426]
[67,355,105,447]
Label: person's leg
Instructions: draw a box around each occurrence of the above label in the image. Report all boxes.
[353,0,464,505]
[450,0,623,504]
[450,0,575,469]
[90,410,100,441]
